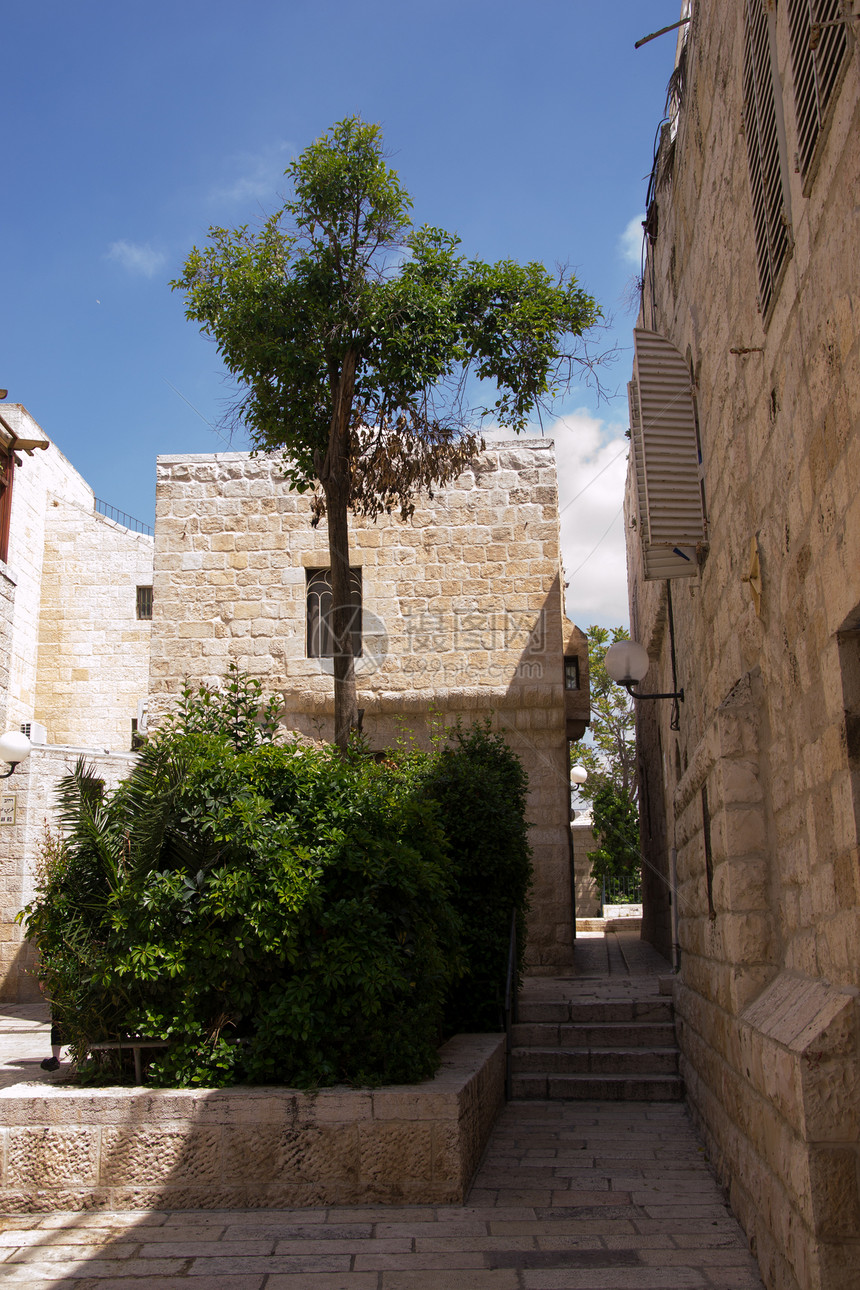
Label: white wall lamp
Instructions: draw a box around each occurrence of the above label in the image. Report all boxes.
[0,730,31,780]
[570,763,588,821]
[604,640,685,706]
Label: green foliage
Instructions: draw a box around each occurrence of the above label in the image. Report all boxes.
[173,117,598,503]
[20,675,532,1087]
[418,721,532,1034]
[161,663,281,751]
[572,625,637,807]
[173,116,599,749]
[587,782,641,884]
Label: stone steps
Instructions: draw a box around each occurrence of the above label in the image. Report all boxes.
[512,1045,680,1075]
[512,1071,684,1100]
[512,1021,678,1048]
[511,994,684,1102]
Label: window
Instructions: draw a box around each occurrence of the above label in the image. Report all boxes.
[136,585,153,620]
[564,656,580,691]
[743,0,792,315]
[306,568,362,659]
[787,0,850,182]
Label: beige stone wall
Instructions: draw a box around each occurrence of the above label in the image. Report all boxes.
[0,406,153,751]
[2,410,93,733]
[0,747,138,1003]
[151,442,579,968]
[0,1033,505,1210]
[571,818,600,919]
[34,501,153,750]
[0,563,15,732]
[625,6,860,1289]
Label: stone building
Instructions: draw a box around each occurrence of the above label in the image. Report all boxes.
[150,440,589,969]
[623,5,859,1289]
[0,405,153,1001]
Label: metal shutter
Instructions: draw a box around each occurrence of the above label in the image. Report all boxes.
[743,0,791,316]
[629,329,706,581]
[787,0,850,180]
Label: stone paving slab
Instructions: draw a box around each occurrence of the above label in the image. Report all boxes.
[0,1100,764,1288]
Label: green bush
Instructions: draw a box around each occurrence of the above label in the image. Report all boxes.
[20,676,532,1087]
[419,720,532,1034]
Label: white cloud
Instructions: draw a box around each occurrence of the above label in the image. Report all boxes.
[107,240,167,278]
[487,412,631,628]
[618,214,646,268]
[207,141,294,207]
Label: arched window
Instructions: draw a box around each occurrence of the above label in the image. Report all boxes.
[306,568,362,659]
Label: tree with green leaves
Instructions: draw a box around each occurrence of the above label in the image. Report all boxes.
[173,116,599,750]
[573,625,637,806]
[571,625,639,888]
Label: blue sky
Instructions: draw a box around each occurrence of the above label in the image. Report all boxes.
[4,1,682,625]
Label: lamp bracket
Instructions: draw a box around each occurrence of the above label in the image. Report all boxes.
[623,681,685,703]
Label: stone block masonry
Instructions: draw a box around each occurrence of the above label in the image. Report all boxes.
[150,441,586,969]
[0,747,140,1003]
[0,1034,505,1211]
[622,4,860,1287]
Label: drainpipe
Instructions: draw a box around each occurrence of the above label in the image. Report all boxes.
[669,846,680,972]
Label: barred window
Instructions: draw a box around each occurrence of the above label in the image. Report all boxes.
[306,568,362,659]
[136,585,153,620]
[743,0,792,316]
[787,0,850,182]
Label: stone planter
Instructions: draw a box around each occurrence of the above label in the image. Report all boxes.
[0,1033,505,1211]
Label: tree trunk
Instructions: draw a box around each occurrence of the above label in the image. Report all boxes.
[323,349,359,753]
[326,475,358,751]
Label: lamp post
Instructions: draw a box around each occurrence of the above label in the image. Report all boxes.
[0,730,31,780]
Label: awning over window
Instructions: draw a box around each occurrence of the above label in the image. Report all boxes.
[629,328,706,581]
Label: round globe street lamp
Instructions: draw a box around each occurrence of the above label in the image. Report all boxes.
[570,764,588,788]
[0,730,32,780]
[570,763,588,821]
[604,640,684,704]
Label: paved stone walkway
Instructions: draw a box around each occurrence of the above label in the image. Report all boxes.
[0,934,765,1288]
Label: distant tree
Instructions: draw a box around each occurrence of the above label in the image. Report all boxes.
[571,625,640,886]
[587,782,640,886]
[174,117,599,750]
[573,625,637,805]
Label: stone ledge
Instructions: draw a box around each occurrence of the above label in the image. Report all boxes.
[0,1033,505,1212]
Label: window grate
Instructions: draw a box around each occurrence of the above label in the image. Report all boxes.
[136,586,153,620]
[306,569,362,659]
[787,0,849,180]
[743,0,791,316]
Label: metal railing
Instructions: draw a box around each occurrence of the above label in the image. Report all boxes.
[601,873,642,906]
[94,498,154,536]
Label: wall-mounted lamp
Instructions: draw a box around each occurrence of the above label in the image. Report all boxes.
[604,640,685,704]
[0,730,31,780]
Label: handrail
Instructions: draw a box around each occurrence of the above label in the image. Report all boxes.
[94,498,154,536]
[504,906,518,1100]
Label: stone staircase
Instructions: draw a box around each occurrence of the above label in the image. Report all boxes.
[510,992,684,1101]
